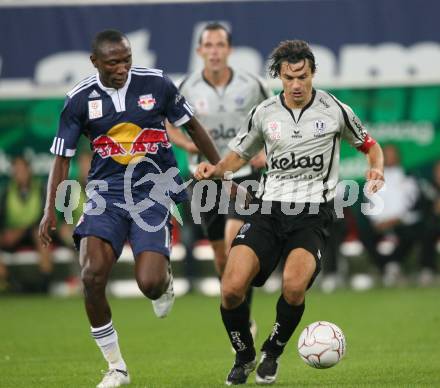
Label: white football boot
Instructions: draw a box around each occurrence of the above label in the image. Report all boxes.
[152,271,175,318]
[97,369,130,388]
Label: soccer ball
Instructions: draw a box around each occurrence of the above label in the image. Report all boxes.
[297,321,346,369]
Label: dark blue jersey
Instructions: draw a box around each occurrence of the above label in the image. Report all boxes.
[50,66,194,203]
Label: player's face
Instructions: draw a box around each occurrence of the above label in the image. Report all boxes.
[197,29,231,73]
[91,38,132,89]
[279,60,314,108]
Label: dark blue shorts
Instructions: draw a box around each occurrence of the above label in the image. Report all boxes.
[73,198,173,259]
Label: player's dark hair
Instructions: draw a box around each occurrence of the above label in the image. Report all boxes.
[92,29,128,55]
[198,22,232,46]
[268,40,316,78]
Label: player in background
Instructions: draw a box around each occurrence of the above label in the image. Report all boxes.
[39,29,223,388]
[195,40,384,385]
[167,22,271,337]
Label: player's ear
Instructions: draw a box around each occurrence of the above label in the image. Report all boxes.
[90,54,98,68]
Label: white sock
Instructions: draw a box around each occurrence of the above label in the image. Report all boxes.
[91,320,127,372]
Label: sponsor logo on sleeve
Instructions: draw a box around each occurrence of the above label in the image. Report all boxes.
[175,93,183,105]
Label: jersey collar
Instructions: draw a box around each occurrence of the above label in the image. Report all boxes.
[96,70,132,112]
[96,69,132,95]
[201,67,234,91]
[279,88,316,123]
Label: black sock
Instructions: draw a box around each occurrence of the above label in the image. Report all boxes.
[245,287,255,327]
[261,295,305,356]
[221,302,256,362]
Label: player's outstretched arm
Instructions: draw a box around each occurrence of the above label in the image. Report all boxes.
[194,151,247,181]
[39,155,71,246]
[182,116,221,164]
[195,151,252,207]
[364,143,385,194]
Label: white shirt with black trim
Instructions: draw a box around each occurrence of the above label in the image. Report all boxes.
[229,89,369,203]
[179,68,271,178]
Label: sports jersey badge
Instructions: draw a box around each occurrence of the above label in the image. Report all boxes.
[313,120,326,137]
[138,94,156,111]
[88,100,103,119]
[267,121,281,140]
[235,96,245,106]
[194,98,208,114]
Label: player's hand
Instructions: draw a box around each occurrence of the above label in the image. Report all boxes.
[194,162,217,180]
[365,168,385,194]
[38,210,57,247]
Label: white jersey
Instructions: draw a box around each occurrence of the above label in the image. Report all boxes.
[179,68,271,178]
[229,89,369,202]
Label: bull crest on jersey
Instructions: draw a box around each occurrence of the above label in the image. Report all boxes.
[138,94,156,111]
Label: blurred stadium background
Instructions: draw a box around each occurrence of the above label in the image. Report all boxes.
[0,1,439,386]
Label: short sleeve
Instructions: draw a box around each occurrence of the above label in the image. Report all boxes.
[338,101,369,148]
[163,75,194,127]
[50,96,83,157]
[228,106,264,161]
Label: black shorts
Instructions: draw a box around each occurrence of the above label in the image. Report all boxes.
[198,173,261,241]
[231,201,335,288]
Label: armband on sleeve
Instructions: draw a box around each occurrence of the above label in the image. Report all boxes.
[357,134,377,154]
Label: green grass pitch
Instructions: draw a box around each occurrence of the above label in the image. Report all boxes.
[0,288,439,387]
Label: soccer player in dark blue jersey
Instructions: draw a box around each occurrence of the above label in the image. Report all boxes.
[38,29,223,388]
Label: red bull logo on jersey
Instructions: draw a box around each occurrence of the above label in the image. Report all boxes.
[93,135,127,158]
[92,122,170,165]
[138,94,156,111]
[130,128,171,154]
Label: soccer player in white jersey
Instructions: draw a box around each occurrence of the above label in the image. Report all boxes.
[195,40,385,385]
[167,22,271,336]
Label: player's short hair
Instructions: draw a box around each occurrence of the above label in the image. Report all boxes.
[198,22,232,46]
[92,29,128,55]
[268,40,316,78]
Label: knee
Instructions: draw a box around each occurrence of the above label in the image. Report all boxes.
[282,274,306,305]
[137,274,167,300]
[81,263,107,293]
[221,279,246,309]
